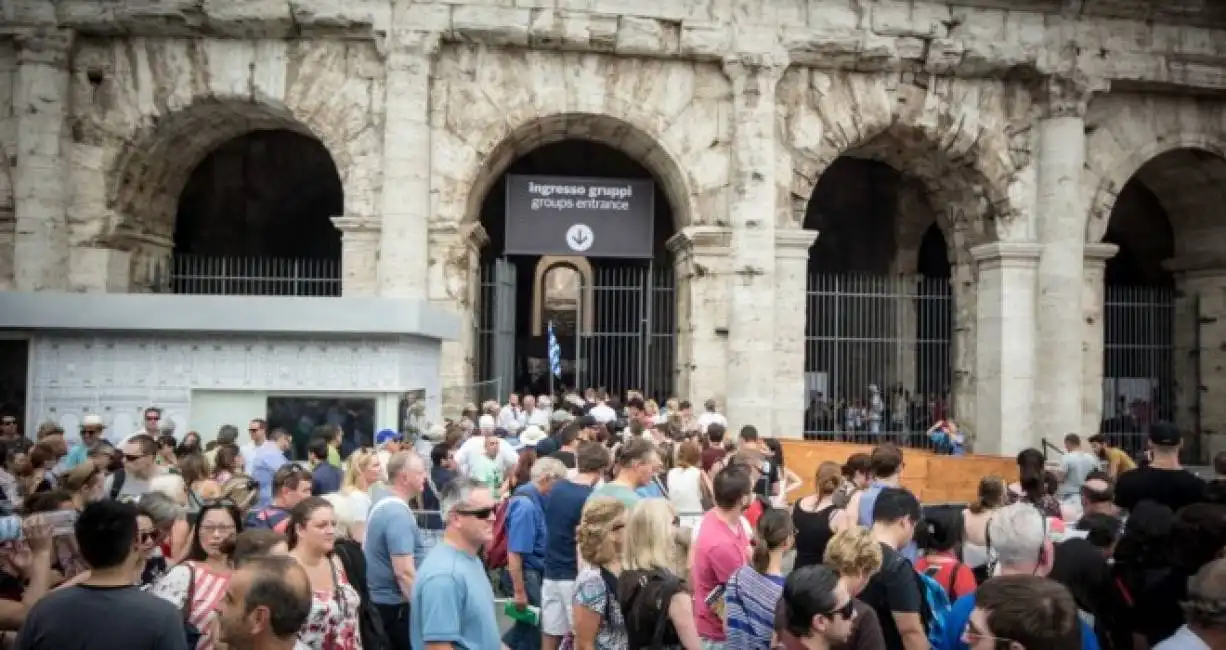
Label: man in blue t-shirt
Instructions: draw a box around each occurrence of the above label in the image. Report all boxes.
[365,451,428,650]
[937,503,1100,650]
[541,441,608,648]
[413,480,503,650]
[504,457,567,650]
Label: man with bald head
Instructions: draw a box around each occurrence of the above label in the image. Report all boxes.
[216,555,312,650]
[1154,558,1226,649]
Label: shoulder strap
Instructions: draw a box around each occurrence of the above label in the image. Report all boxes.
[181,562,196,621]
[650,572,683,647]
[110,469,126,500]
[947,562,961,597]
[327,555,347,617]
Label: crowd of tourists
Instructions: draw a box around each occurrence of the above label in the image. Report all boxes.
[0,395,1222,650]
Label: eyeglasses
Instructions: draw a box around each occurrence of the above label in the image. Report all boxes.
[200,498,239,509]
[455,506,497,520]
[0,420,15,426]
[199,524,237,535]
[826,599,856,620]
[137,529,162,545]
[962,621,1016,647]
[123,453,150,462]
[248,428,260,433]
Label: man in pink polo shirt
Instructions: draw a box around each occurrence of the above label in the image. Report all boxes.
[692,465,755,646]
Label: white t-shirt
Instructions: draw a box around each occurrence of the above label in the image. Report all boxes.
[695,411,727,435]
[589,403,617,424]
[455,436,517,478]
[667,467,704,518]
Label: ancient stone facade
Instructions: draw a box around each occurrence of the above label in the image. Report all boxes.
[5,0,1226,456]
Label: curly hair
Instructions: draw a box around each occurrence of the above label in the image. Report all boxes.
[823,525,883,577]
[576,496,626,566]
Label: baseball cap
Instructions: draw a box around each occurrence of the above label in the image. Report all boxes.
[375,429,401,446]
[1148,421,1182,447]
[576,415,598,428]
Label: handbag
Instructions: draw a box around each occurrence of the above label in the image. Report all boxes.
[180,562,202,650]
[333,539,391,650]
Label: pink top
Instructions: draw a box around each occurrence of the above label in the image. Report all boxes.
[692,510,752,641]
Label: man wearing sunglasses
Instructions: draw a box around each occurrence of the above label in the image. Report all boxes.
[774,565,857,649]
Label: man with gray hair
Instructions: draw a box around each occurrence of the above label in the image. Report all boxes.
[937,503,1102,650]
[364,451,428,650]
[1155,558,1226,649]
[502,457,567,650]
[412,478,503,650]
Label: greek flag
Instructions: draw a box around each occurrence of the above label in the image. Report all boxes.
[547,321,562,378]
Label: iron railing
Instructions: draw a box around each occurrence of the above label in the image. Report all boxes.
[803,273,954,451]
[160,254,341,297]
[1101,284,1175,457]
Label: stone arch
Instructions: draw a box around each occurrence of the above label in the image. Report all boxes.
[781,70,1023,251]
[531,255,594,336]
[1085,131,1226,246]
[105,96,356,244]
[460,113,696,232]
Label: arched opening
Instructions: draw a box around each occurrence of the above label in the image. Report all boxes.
[169,130,344,296]
[802,156,955,443]
[1097,148,1220,457]
[475,139,677,402]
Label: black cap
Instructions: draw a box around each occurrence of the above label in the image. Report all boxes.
[576,415,598,428]
[1148,421,1182,447]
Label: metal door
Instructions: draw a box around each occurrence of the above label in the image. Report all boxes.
[491,258,518,403]
[577,264,675,400]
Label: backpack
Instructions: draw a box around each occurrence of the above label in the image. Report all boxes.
[616,568,685,650]
[333,538,391,650]
[245,506,291,533]
[484,496,527,570]
[911,560,954,647]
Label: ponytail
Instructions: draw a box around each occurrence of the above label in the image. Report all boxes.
[751,531,771,573]
[750,507,793,575]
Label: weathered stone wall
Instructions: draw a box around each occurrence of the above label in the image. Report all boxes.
[0,41,14,291]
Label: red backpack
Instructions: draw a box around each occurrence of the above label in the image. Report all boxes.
[484,496,527,570]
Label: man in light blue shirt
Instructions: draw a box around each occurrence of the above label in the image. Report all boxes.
[249,429,291,508]
[412,478,502,650]
[366,451,428,650]
[62,415,106,471]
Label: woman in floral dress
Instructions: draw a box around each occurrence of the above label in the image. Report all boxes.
[287,497,362,650]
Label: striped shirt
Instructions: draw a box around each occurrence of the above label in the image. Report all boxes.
[150,561,230,650]
[724,565,785,650]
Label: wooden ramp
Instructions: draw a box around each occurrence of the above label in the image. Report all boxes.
[778,440,1019,504]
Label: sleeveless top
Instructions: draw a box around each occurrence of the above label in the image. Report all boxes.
[792,500,838,570]
[667,467,704,520]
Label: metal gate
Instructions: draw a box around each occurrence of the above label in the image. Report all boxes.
[1100,284,1176,457]
[803,273,954,447]
[476,261,676,403]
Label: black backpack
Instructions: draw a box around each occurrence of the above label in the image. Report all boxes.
[332,538,391,650]
[616,568,686,649]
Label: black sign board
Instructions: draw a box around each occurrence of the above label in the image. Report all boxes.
[503,174,655,258]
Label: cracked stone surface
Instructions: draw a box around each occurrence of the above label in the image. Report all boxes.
[3,0,1226,453]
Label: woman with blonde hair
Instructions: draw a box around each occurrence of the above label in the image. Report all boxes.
[620,498,702,649]
[822,526,886,649]
[570,497,629,650]
[334,449,381,543]
[149,472,193,561]
[791,461,847,570]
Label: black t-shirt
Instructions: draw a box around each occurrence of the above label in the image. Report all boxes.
[1133,568,1189,646]
[16,584,187,650]
[755,457,781,498]
[858,543,922,650]
[1114,467,1204,512]
[550,450,576,469]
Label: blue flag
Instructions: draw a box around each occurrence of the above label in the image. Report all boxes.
[547,321,562,378]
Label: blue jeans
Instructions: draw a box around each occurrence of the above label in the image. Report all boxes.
[501,566,543,650]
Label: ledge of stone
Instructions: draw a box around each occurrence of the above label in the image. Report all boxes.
[0,292,460,340]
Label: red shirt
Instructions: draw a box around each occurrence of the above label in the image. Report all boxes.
[915,552,977,600]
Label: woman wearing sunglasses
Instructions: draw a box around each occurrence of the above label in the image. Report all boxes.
[150,500,243,650]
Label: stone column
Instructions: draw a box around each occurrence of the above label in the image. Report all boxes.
[970,242,1043,455]
[377,29,439,299]
[1081,243,1119,438]
[723,53,787,436]
[331,216,382,296]
[427,223,488,416]
[12,29,72,292]
[668,226,732,411]
[774,229,818,438]
[951,254,978,438]
[1034,77,1091,441]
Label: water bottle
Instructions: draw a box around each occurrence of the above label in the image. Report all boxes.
[501,601,541,627]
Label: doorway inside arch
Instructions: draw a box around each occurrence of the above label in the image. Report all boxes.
[802,156,955,446]
[474,140,677,404]
[169,130,343,296]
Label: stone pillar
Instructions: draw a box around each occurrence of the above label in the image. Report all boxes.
[1034,77,1091,441]
[970,242,1043,455]
[774,229,819,438]
[1081,243,1119,438]
[12,29,72,292]
[1167,258,1226,462]
[723,53,787,436]
[428,223,488,416]
[668,226,732,411]
[331,216,382,296]
[377,30,439,299]
[951,254,978,438]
